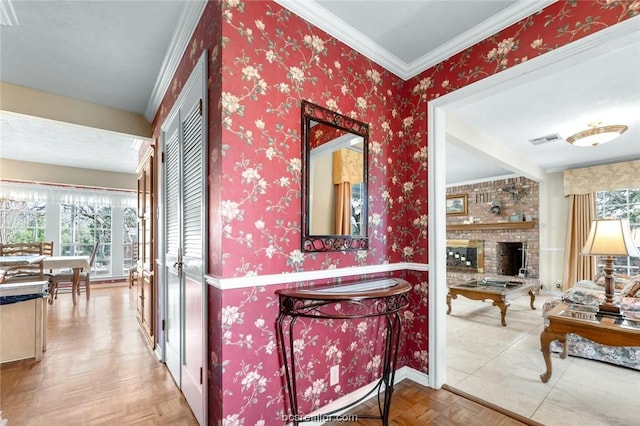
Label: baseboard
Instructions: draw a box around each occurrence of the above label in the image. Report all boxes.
[398,365,430,386]
[92,281,129,288]
[284,366,429,426]
[154,345,163,361]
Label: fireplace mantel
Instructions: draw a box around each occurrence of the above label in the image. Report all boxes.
[447,221,537,231]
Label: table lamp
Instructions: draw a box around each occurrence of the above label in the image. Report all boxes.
[581,218,640,317]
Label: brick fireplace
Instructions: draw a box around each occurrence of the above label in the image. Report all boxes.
[446,177,539,279]
[497,242,526,276]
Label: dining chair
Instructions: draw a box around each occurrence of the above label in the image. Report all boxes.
[49,241,100,301]
[0,242,47,283]
[42,241,54,256]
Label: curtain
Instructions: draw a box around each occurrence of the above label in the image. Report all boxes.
[334,182,352,235]
[564,159,640,195]
[332,149,362,236]
[562,193,597,291]
[0,180,136,208]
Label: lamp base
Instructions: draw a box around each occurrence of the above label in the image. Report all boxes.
[597,303,623,319]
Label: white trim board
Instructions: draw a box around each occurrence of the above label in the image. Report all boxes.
[273,0,555,80]
[144,0,207,122]
[206,262,429,290]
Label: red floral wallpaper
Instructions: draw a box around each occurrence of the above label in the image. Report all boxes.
[309,123,349,150]
[151,0,637,424]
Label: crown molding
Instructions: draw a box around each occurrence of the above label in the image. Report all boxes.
[273,0,407,78]
[405,0,557,79]
[275,0,556,80]
[144,0,207,122]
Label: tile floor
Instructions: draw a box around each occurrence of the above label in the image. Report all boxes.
[445,293,640,426]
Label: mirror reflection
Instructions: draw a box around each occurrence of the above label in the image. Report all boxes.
[301,101,369,252]
[309,122,364,235]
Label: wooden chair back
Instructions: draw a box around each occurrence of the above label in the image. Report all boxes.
[42,241,54,256]
[0,242,44,256]
[0,241,51,282]
[89,240,100,268]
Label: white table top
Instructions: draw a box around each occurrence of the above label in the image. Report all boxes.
[43,256,90,270]
[0,255,46,266]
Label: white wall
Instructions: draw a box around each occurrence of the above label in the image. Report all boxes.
[538,171,568,293]
[0,82,151,137]
[310,153,334,234]
[0,158,136,190]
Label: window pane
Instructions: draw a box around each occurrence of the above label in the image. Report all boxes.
[596,188,640,276]
[0,199,46,243]
[123,207,138,273]
[60,204,112,277]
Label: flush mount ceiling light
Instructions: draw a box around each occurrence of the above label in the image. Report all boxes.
[566,123,628,147]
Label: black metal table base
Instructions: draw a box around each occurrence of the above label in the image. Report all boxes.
[275,278,411,425]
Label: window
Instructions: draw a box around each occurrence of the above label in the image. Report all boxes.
[595,188,640,276]
[1,182,136,278]
[123,207,137,274]
[60,204,112,277]
[0,199,46,243]
[351,183,363,236]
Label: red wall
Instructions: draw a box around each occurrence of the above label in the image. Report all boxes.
[151,0,637,424]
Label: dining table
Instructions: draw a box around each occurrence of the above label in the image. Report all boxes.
[0,254,91,305]
[44,256,91,305]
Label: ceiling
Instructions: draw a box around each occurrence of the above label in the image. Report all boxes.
[0,0,638,181]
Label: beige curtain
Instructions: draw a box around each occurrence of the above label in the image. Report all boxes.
[561,193,597,291]
[333,149,362,236]
[334,182,352,235]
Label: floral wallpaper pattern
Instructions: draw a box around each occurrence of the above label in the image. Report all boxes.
[309,122,349,149]
[149,0,638,424]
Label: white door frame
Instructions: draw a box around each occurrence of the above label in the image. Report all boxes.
[427,19,640,389]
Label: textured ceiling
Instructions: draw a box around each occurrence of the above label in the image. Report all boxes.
[0,111,140,174]
[0,0,185,114]
[0,0,638,181]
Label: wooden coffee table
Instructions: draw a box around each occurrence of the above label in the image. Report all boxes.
[539,302,640,383]
[446,279,536,326]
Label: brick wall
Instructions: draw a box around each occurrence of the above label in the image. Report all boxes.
[446,177,539,278]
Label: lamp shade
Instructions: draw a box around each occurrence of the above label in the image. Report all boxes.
[581,219,640,257]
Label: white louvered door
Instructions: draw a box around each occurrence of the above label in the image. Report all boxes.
[161,52,207,425]
[180,98,205,424]
[164,118,182,386]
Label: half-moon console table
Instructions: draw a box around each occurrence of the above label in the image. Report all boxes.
[276,277,411,425]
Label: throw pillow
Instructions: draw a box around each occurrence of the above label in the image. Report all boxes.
[622,280,640,298]
[575,280,598,289]
[562,287,604,306]
[594,273,630,291]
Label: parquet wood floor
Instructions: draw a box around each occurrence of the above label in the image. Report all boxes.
[0,286,197,425]
[324,380,535,426]
[2,286,537,426]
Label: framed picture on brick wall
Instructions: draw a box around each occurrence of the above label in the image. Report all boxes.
[446,194,467,216]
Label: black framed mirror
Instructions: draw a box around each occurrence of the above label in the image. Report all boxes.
[301,100,369,252]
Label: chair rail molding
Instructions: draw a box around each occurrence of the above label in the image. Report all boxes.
[206,262,429,290]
